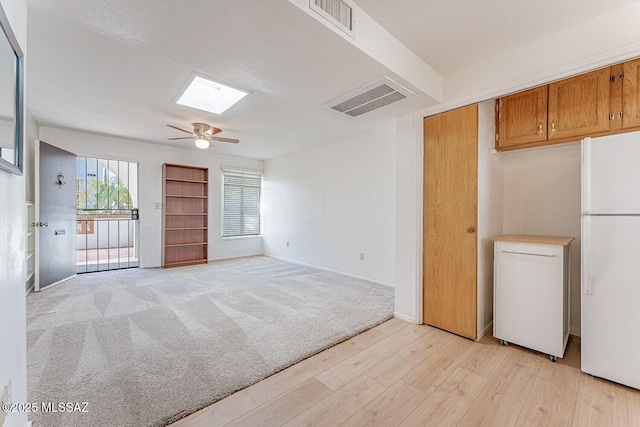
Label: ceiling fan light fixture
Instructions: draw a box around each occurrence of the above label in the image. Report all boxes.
[194,138,210,149]
[167,123,239,146]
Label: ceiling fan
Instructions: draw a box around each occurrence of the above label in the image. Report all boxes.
[167,123,239,149]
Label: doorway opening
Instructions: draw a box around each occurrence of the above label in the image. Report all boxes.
[76,157,139,273]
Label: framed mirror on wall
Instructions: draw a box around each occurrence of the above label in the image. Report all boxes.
[0,2,24,175]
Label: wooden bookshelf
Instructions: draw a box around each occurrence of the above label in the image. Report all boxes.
[162,163,209,267]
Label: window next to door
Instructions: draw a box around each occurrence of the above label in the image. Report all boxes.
[221,168,262,238]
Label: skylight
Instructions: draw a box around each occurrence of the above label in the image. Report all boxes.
[176,76,247,115]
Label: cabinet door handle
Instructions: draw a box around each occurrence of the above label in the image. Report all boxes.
[467,227,476,233]
[537,121,543,134]
[502,250,555,258]
[551,120,556,132]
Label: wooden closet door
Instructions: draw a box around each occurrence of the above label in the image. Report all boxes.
[423,104,478,340]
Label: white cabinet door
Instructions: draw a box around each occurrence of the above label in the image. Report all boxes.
[494,241,565,357]
[582,215,640,389]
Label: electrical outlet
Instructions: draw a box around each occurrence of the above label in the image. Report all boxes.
[155,203,163,209]
[286,241,289,248]
[360,252,365,261]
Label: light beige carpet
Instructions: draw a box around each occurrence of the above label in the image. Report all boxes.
[26,256,394,426]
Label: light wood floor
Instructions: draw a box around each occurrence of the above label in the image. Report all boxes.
[171,318,640,426]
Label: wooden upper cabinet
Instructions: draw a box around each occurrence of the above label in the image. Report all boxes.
[548,68,611,140]
[495,59,640,151]
[610,63,624,132]
[496,86,547,149]
[623,58,640,129]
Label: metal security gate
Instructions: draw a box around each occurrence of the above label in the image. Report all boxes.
[76,218,139,272]
[76,157,139,273]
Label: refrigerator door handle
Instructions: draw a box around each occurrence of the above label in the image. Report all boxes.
[582,137,592,214]
[583,215,592,295]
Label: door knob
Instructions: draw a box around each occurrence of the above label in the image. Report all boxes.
[467,227,476,233]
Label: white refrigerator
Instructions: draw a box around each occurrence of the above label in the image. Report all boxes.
[581,132,640,390]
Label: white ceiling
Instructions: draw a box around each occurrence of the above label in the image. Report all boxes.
[24,0,640,160]
[353,0,640,75]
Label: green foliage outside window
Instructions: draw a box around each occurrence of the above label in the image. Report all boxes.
[77,170,133,213]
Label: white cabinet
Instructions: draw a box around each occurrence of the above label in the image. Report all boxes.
[492,235,574,361]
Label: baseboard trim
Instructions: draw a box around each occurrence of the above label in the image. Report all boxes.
[478,321,493,341]
[264,254,395,288]
[393,312,415,324]
[209,253,263,262]
[144,253,266,269]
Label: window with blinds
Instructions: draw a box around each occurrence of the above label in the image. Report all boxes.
[222,170,262,237]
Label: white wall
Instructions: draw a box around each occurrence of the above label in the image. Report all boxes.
[477,100,503,338]
[38,127,264,267]
[263,122,396,286]
[502,142,582,335]
[394,113,423,321]
[0,0,28,425]
[0,138,27,427]
[443,2,640,107]
[0,118,12,149]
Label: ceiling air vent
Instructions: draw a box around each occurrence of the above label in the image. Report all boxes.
[324,77,416,118]
[310,0,354,36]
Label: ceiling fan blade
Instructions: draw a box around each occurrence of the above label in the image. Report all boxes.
[167,124,194,135]
[209,127,223,135]
[211,137,240,144]
[168,137,194,140]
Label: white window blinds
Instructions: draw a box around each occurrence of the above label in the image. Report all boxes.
[222,169,262,237]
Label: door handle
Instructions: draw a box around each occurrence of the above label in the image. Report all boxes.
[467,227,475,233]
[502,250,555,258]
[33,222,49,227]
[583,215,592,295]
